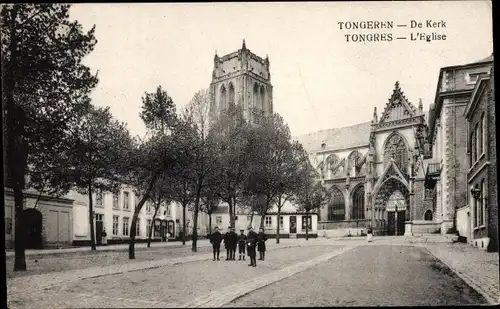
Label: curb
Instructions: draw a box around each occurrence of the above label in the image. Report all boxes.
[422,245,499,305]
[181,245,356,308]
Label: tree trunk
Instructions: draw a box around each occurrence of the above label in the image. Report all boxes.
[6,5,27,272]
[88,184,96,251]
[147,204,160,248]
[13,186,26,271]
[276,196,282,244]
[129,206,141,259]
[228,199,234,230]
[192,180,202,252]
[208,213,212,235]
[182,204,186,245]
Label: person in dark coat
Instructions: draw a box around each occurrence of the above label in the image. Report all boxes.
[246,226,258,267]
[237,229,247,260]
[223,226,232,261]
[229,227,238,260]
[210,226,223,261]
[257,227,268,261]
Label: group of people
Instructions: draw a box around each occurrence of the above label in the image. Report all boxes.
[209,225,268,267]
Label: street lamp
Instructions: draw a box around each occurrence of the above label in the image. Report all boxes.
[471,184,481,200]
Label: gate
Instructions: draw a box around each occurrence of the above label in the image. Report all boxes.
[387,210,405,236]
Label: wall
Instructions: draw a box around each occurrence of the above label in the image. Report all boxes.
[456,206,469,240]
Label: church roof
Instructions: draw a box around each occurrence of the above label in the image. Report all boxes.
[469,53,494,65]
[294,121,372,153]
[378,81,418,123]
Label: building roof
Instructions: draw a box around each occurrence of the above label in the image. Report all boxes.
[293,121,372,153]
[469,53,494,65]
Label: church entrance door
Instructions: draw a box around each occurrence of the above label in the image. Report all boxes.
[387,210,406,236]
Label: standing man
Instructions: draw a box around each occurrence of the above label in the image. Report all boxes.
[237,229,247,261]
[229,227,238,260]
[246,226,258,267]
[257,227,268,261]
[224,226,232,261]
[210,226,223,261]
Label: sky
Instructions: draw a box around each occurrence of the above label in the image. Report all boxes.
[70,1,493,139]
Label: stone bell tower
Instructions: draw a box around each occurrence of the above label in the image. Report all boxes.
[209,40,273,124]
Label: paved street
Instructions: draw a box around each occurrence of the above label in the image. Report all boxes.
[6,238,500,308]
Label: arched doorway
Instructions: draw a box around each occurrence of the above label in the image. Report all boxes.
[21,209,43,249]
[424,209,433,221]
[373,177,409,236]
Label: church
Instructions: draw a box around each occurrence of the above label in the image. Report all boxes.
[295,82,431,237]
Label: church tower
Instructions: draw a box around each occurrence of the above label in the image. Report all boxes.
[209,40,273,124]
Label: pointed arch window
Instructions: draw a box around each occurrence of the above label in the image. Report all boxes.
[220,85,227,111]
[384,134,408,173]
[253,83,260,109]
[352,186,365,220]
[327,187,345,221]
[260,85,266,113]
[228,83,235,106]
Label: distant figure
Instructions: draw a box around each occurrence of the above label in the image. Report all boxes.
[229,227,238,260]
[210,226,223,261]
[367,226,373,242]
[102,229,108,246]
[237,229,247,260]
[257,227,268,261]
[246,226,258,267]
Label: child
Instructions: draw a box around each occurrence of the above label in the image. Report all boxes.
[237,229,247,260]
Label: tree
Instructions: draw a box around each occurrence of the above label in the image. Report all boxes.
[274,141,310,243]
[294,168,329,240]
[199,184,220,236]
[146,174,171,248]
[127,85,180,259]
[183,89,219,252]
[2,4,98,270]
[67,105,132,250]
[245,113,296,230]
[210,102,251,229]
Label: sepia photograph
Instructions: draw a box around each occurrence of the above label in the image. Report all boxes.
[3,1,497,308]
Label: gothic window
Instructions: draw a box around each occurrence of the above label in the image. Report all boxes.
[228,82,235,106]
[327,187,345,221]
[352,186,365,220]
[260,85,266,113]
[347,150,363,176]
[384,133,408,173]
[424,209,433,221]
[220,85,227,111]
[326,154,340,178]
[478,179,485,226]
[253,83,260,109]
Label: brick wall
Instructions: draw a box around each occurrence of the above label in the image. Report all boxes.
[487,68,498,252]
[412,179,434,220]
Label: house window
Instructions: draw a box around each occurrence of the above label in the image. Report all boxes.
[471,128,477,164]
[265,216,272,228]
[123,217,130,236]
[474,123,479,163]
[467,73,481,84]
[95,213,103,222]
[112,216,119,235]
[136,218,141,236]
[96,192,104,206]
[166,204,171,216]
[478,117,483,156]
[216,216,222,227]
[479,179,485,226]
[302,216,312,230]
[146,201,152,213]
[5,205,12,235]
[112,193,119,209]
[481,113,486,155]
[279,216,284,229]
[123,192,130,210]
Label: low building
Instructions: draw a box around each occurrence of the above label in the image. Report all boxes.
[463,57,497,252]
[209,201,319,238]
[4,188,74,249]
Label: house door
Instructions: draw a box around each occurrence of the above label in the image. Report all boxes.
[289,216,297,233]
[96,221,103,245]
[22,209,43,249]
